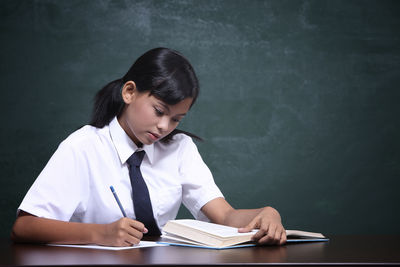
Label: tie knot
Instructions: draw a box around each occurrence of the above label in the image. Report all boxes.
[127,150,145,167]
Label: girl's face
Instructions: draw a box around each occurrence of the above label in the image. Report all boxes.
[118,81,193,146]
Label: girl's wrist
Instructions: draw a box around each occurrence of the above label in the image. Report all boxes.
[83,223,105,245]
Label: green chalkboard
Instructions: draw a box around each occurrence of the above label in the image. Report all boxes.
[1,0,399,238]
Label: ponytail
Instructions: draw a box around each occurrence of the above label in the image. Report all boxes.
[89,79,124,128]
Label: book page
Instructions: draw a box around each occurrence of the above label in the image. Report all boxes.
[286,230,325,238]
[171,219,257,238]
[161,233,206,246]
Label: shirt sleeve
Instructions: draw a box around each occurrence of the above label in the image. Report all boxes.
[179,136,224,220]
[18,138,90,221]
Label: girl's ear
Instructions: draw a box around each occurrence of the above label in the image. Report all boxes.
[121,81,137,104]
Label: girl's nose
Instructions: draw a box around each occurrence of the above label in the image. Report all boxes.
[157,116,169,132]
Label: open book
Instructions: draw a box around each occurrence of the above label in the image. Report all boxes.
[160,219,328,249]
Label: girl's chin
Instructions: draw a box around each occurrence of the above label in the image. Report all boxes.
[140,133,159,145]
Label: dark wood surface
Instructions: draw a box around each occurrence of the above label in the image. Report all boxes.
[1,235,399,266]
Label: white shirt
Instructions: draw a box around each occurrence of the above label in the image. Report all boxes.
[18,117,223,229]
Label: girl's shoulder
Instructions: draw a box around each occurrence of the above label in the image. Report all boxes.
[170,132,192,142]
[155,132,198,156]
[163,132,194,146]
[58,124,110,151]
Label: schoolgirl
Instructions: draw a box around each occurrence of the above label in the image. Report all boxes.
[11,48,286,246]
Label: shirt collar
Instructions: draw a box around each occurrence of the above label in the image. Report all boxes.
[109,117,155,165]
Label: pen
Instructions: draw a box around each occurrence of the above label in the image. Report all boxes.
[110,186,127,217]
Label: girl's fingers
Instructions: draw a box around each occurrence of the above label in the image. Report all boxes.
[255,224,286,245]
[279,230,287,245]
[238,218,259,233]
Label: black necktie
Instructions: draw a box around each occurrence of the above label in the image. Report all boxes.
[127,151,161,236]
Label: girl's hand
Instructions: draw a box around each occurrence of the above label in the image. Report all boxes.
[238,206,287,245]
[98,218,148,247]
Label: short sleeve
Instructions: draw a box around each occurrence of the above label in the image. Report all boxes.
[179,137,223,220]
[18,139,90,221]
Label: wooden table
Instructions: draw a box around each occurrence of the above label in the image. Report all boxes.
[1,235,399,266]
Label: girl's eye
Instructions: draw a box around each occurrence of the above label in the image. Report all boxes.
[154,107,164,116]
[172,118,181,123]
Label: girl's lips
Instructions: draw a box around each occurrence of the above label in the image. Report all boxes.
[148,132,160,141]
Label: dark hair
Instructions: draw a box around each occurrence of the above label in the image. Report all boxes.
[89,47,201,143]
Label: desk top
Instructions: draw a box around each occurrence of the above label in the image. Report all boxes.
[1,235,399,266]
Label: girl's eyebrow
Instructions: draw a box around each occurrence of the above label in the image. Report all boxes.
[157,102,170,112]
[158,101,186,116]
[157,101,187,116]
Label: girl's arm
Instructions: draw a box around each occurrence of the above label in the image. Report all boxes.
[11,211,147,246]
[201,197,287,245]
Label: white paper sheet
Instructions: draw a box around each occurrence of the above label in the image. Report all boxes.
[47,241,167,250]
